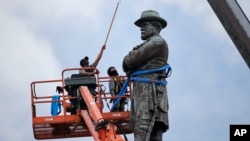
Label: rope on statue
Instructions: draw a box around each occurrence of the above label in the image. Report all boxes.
[110,64,172,112]
[110,79,129,111]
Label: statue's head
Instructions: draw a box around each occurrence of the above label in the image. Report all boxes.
[80,56,89,67]
[134,10,167,28]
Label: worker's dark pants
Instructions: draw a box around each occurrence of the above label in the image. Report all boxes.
[134,120,163,141]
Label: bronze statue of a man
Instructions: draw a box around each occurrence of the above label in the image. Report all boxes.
[122,10,170,141]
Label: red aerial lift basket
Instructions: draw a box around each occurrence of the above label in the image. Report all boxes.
[30,67,132,141]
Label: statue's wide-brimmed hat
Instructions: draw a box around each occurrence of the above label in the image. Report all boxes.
[134,10,167,28]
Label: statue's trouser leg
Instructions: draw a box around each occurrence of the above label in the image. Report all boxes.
[134,120,163,141]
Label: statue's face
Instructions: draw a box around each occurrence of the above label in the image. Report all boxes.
[140,21,158,40]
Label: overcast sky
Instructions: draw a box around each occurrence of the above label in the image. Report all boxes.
[0,0,249,141]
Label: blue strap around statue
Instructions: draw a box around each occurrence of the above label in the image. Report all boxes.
[130,64,171,77]
[130,64,171,85]
[110,79,129,111]
[51,95,61,116]
[111,64,171,111]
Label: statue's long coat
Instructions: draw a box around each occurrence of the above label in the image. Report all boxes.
[122,34,169,132]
